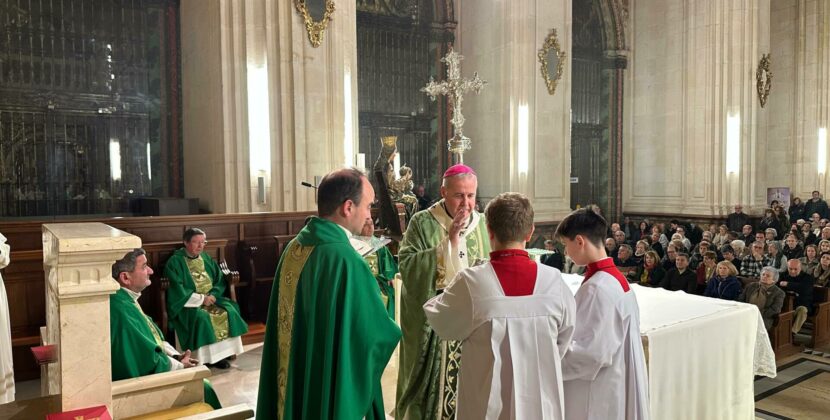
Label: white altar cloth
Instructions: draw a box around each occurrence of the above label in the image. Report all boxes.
[561,274,775,420]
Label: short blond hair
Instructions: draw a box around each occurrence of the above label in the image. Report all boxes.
[716,260,738,277]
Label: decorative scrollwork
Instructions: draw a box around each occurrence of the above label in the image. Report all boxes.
[538,28,566,96]
[294,0,336,48]
[756,53,772,108]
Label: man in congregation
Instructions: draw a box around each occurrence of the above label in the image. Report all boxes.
[164,228,247,369]
[741,241,772,277]
[805,190,829,220]
[110,249,221,409]
[740,225,755,247]
[423,192,576,418]
[396,163,491,420]
[661,251,697,293]
[256,168,401,419]
[728,205,750,233]
[778,258,815,334]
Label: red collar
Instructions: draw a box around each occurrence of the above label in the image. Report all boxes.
[583,257,630,292]
[490,249,530,260]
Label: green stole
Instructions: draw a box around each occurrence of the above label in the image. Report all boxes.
[256,217,401,420]
[396,201,490,420]
[365,246,398,318]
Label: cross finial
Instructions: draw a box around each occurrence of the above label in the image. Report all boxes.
[421,47,487,162]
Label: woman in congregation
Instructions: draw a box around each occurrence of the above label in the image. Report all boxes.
[704,261,742,301]
[731,239,749,259]
[766,241,788,274]
[812,251,830,287]
[759,208,782,238]
[801,244,820,273]
[695,251,718,295]
[782,233,804,260]
[819,239,830,255]
[637,221,650,241]
[712,224,730,248]
[627,251,665,287]
[789,196,807,223]
[633,240,649,266]
[773,206,790,239]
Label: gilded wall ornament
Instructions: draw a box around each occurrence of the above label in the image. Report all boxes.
[294,0,335,48]
[756,53,772,108]
[538,28,566,95]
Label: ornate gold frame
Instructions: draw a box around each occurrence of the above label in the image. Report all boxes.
[294,0,335,48]
[538,28,566,95]
[756,53,772,108]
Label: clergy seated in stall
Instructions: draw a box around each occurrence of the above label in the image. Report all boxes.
[660,251,697,293]
[703,261,741,301]
[110,249,221,409]
[423,192,576,419]
[396,164,491,420]
[164,228,248,369]
[695,251,718,295]
[625,250,665,287]
[741,241,772,278]
[779,258,816,334]
[256,168,400,420]
[738,267,785,330]
[358,219,397,318]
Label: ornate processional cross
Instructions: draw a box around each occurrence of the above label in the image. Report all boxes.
[421,48,487,162]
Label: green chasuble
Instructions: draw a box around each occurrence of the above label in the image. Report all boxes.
[109,288,222,410]
[366,246,397,318]
[396,200,490,420]
[163,249,248,351]
[256,217,401,420]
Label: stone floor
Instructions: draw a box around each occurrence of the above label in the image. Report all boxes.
[13,341,830,418]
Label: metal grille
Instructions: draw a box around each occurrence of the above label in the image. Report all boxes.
[0,0,179,218]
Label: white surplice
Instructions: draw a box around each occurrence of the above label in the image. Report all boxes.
[423,262,576,420]
[0,233,14,403]
[561,270,649,420]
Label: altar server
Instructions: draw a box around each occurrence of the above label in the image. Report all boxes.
[556,208,650,420]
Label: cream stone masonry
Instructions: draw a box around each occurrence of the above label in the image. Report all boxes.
[181,0,358,213]
[457,0,573,222]
[42,223,141,412]
[768,0,830,200]
[624,0,775,216]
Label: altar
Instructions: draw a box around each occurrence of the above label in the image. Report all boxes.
[561,274,776,420]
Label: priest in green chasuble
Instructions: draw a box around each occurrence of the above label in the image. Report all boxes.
[396,164,491,420]
[256,168,401,420]
[109,248,221,409]
[163,228,248,369]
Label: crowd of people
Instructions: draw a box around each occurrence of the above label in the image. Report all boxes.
[540,192,830,335]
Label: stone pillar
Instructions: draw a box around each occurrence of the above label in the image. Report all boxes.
[180,0,358,213]
[623,0,771,216]
[42,223,141,412]
[458,0,573,222]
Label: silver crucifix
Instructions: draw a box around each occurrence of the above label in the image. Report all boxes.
[421,48,487,162]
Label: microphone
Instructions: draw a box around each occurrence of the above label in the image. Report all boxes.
[301,181,318,190]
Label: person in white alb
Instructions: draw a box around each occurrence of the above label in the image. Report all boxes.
[424,192,576,419]
[0,233,14,403]
[555,208,650,420]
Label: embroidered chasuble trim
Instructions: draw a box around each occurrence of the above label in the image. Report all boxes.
[186,256,230,341]
[276,240,315,420]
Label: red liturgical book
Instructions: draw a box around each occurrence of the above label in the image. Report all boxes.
[47,405,111,420]
[31,344,57,365]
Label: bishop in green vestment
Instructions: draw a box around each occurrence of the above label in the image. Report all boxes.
[164,228,248,367]
[396,164,490,420]
[256,169,401,420]
[110,248,221,409]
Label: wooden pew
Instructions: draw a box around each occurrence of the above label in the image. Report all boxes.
[808,286,830,348]
[770,295,800,360]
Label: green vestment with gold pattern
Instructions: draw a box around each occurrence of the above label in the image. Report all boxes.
[164,249,248,352]
[256,217,401,420]
[396,200,490,420]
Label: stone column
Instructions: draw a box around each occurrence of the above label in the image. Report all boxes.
[42,223,141,412]
[457,0,573,222]
[623,0,771,216]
